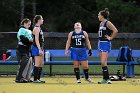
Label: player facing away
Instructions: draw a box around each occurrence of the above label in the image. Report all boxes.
[65,22,93,83]
[31,15,45,83]
[97,8,118,84]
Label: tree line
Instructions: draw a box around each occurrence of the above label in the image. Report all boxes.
[0,0,139,33]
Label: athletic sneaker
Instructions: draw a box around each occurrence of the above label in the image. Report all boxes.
[15,78,28,83]
[33,79,45,83]
[38,80,45,83]
[85,78,93,83]
[77,79,81,83]
[28,79,33,83]
[98,79,112,84]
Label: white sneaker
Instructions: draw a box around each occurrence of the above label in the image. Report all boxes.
[77,79,81,83]
[107,80,112,84]
[98,79,112,84]
[85,78,93,83]
[33,79,45,83]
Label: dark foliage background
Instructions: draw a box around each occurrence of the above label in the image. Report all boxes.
[0,0,140,33]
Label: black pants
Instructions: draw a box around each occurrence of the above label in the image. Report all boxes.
[16,45,33,81]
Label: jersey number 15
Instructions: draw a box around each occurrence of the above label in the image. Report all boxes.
[76,38,81,45]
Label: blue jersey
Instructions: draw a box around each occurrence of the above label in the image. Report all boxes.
[98,21,112,41]
[71,31,86,48]
[70,31,87,61]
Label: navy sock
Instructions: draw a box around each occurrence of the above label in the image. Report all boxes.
[102,66,109,80]
[34,66,39,81]
[84,69,89,79]
[74,68,80,80]
[38,67,42,80]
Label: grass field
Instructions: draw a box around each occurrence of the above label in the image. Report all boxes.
[0,57,140,93]
[0,76,140,93]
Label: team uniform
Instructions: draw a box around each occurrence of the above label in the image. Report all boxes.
[16,26,33,83]
[98,20,112,84]
[70,30,93,83]
[31,26,45,83]
[31,27,44,56]
[70,31,87,61]
[98,20,112,52]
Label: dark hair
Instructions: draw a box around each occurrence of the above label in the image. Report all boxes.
[33,15,42,25]
[20,18,31,26]
[75,22,81,24]
[100,8,109,19]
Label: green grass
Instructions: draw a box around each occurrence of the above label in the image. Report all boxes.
[0,77,140,93]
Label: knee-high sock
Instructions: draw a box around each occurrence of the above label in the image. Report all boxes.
[34,66,39,81]
[74,68,80,80]
[38,67,42,80]
[84,69,89,79]
[102,66,109,80]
